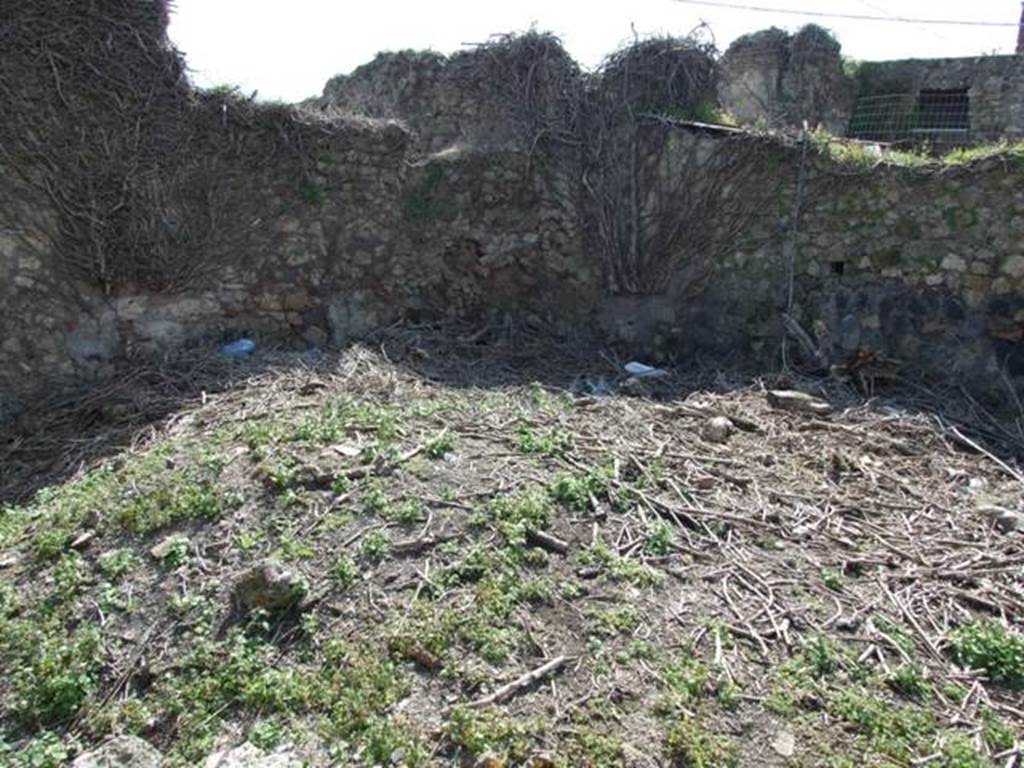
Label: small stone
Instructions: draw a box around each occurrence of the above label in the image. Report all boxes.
[527,752,557,768]
[941,254,967,273]
[70,530,97,550]
[205,744,302,768]
[474,753,505,768]
[979,505,1021,533]
[72,736,163,768]
[233,561,307,612]
[766,390,833,416]
[702,416,735,443]
[619,376,646,395]
[833,615,862,632]
[1002,254,1024,279]
[280,290,309,312]
[301,326,328,348]
[771,729,796,758]
[148,536,181,561]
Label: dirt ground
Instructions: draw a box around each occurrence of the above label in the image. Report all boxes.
[1,325,1022,767]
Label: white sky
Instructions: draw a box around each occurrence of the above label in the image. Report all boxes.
[167,1,1023,103]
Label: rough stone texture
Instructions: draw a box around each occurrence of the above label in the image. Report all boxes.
[719,25,854,133]
[72,736,163,768]
[233,561,307,612]
[635,131,1024,403]
[205,744,302,768]
[317,39,579,157]
[1,9,1022,417]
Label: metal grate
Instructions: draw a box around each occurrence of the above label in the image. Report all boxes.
[847,89,971,148]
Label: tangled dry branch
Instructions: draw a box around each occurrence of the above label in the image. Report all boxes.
[0,0,354,293]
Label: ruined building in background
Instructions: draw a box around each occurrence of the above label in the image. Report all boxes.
[719,24,1024,150]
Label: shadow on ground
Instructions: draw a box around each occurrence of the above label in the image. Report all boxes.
[1,320,1019,505]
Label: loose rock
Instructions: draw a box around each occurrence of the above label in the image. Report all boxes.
[233,561,307,612]
[474,752,506,768]
[771,729,796,757]
[979,504,1022,533]
[766,389,833,416]
[72,736,163,768]
[702,415,735,443]
[205,744,303,768]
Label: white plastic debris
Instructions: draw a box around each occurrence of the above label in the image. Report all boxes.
[624,361,669,379]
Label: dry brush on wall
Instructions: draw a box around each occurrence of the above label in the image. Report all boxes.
[0,0,362,294]
[432,32,768,297]
[582,37,766,295]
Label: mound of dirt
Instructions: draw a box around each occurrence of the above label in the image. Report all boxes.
[1,330,1022,766]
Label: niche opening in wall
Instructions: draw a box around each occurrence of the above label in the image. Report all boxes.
[830,260,846,276]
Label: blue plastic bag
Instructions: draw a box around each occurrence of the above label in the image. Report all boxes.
[222,338,256,358]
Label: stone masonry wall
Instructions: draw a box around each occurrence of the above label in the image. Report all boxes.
[0,121,590,420]
[719,26,854,134]
[607,131,1024,400]
[2,9,1023,419]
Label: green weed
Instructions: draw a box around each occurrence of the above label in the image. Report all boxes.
[515,427,572,457]
[665,719,737,768]
[950,620,1024,688]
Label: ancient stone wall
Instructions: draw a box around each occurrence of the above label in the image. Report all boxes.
[718,26,854,134]
[2,7,1023,420]
[0,129,590,418]
[606,130,1024,401]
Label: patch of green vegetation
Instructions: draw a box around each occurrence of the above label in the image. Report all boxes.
[4,621,103,729]
[515,426,572,458]
[936,734,990,768]
[362,480,390,517]
[425,430,455,459]
[660,655,710,710]
[247,718,285,751]
[0,503,28,550]
[549,466,610,512]
[820,568,843,592]
[982,710,1016,753]
[317,641,423,760]
[943,140,1024,166]
[97,548,141,582]
[831,688,937,762]
[388,499,425,526]
[803,635,842,678]
[119,473,234,536]
[16,444,237,545]
[360,530,391,563]
[886,664,930,700]
[645,520,674,555]
[289,398,399,446]
[0,732,69,768]
[565,728,626,766]
[764,657,820,715]
[950,620,1024,688]
[159,535,191,569]
[487,489,552,548]
[590,606,641,637]
[810,128,930,168]
[665,718,737,768]
[577,539,663,588]
[443,706,545,762]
